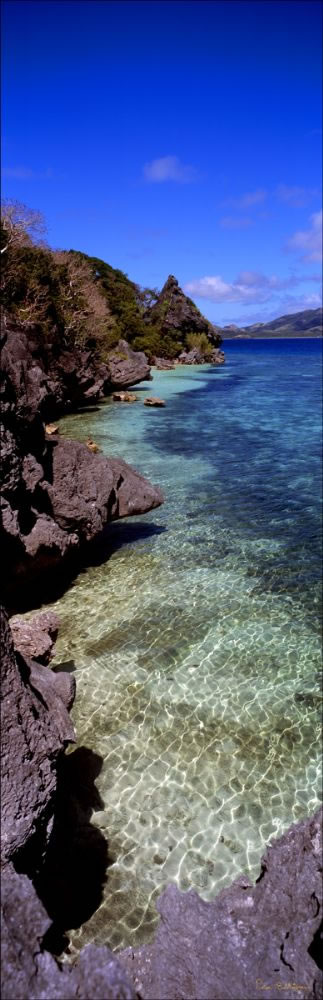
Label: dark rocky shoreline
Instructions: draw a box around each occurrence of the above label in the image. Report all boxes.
[0,317,163,609]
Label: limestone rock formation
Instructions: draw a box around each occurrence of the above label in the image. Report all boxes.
[152,357,175,369]
[1,866,136,1000]
[144,397,166,407]
[120,809,323,1000]
[0,606,75,864]
[0,318,164,605]
[106,339,151,388]
[149,275,223,346]
[10,610,60,665]
[112,391,138,402]
[178,346,225,365]
[0,609,136,1000]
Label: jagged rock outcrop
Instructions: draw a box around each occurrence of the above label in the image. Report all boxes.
[178,346,225,365]
[107,339,151,388]
[120,809,323,1000]
[0,606,75,864]
[1,866,136,1000]
[0,610,136,999]
[152,357,175,370]
[0,318,164,605]
[149,275,223,346]
[10,610,60,665]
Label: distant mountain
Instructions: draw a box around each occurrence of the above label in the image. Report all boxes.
[220,308,322,338]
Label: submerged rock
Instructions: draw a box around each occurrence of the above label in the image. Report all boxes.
[152,357,175,370]
[112,391,138,402]
[85,437,101,452]
[120,808,323,1000]
[144,397,166,407]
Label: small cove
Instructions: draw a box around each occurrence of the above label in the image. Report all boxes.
[37,340,322,951]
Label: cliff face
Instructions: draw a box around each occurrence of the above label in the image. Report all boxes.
[0,317,163,607]
[148,274,223,346]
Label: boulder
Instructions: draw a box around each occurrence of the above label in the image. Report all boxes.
[45,423,60,435]
[86,438,101,453]
[120,808,323,1000]
[210,348,225,364]
[178,348,204,364]
[106,339,151,388]
[144,397,166,407]
[152,357,175,370]
[112,391,137,402]
[9,610,60,665]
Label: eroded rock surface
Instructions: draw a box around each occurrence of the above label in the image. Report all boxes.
[120,808,323,1000]
[10,610,60,665]
[107,339,151,388]
[178,346,225,365]
[1,865,136,1000]
[0,607,75,864]
[0,611,136,999]
[0,318,163,605]
[149,274,223,347]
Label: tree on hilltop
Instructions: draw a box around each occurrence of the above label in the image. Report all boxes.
[1,199,47,254]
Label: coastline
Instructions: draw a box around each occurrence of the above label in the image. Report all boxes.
[34,345,322,954]
[1,339,322,999]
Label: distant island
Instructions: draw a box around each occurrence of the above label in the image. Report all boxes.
[217,307,322,339]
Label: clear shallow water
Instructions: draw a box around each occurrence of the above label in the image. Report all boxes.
[43,340,322,951]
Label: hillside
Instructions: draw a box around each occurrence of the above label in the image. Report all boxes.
[1,221,222,362]
[221,308,322,339]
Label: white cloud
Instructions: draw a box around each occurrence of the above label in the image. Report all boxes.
[222,188,268,211]
[275,184,318,207]
[2,165,53,180]
[143,155,197,183]
[239,188,268,208]
[220,215,253,229]
[285,210,322,261]
[184,270,322,306]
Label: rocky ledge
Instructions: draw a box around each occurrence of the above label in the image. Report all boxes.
[178,346,225,365]
[121,811,322,1000]
[0,318,163,607]
[0,607,136,1000]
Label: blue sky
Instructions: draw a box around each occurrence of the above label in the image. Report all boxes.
[1,0,322,325]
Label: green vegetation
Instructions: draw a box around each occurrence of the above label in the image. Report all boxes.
[1,200,222,361]
[185,332,214,357]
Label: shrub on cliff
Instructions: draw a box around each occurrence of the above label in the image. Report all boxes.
[186,332,214,358]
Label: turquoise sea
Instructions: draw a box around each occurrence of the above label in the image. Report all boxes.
[44,338,322,952]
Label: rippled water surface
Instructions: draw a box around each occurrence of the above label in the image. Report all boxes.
[44,339,322,950]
